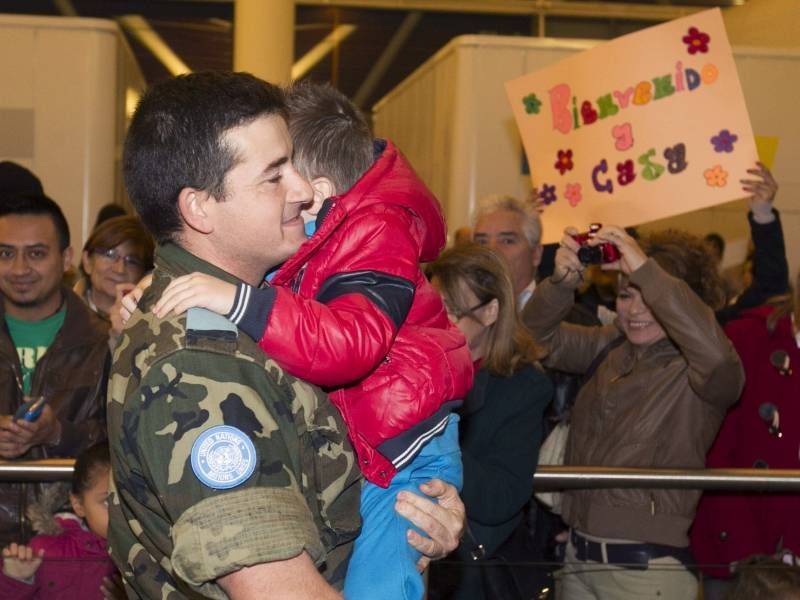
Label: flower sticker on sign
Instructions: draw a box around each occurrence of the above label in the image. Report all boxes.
[555,150,574,175]
[540,184,558,205]
[683,27,711,55]
[565,183,582,207]
[505,8,757,243]
[704,164,728,187]
[523,93,542,115]
[711,129,738,153]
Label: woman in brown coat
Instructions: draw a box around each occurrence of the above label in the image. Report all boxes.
[523,225,744,600]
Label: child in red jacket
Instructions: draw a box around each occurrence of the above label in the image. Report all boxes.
[0,442,119,599]
[149,81,472,599]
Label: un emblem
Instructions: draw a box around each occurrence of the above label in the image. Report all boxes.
[191,425,257,489]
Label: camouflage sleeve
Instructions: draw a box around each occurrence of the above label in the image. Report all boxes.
[129,348,324,587]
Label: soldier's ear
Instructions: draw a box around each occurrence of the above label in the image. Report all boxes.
[178,187,214,234]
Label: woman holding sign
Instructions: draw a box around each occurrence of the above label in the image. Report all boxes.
[523,225,744,600]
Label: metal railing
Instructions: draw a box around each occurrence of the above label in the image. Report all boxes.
[3,460,800,491]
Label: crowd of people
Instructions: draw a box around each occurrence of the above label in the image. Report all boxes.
[0,68,797,600]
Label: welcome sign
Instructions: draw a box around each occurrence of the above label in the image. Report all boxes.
[506,8,757,243]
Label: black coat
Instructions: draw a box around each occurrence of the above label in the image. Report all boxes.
[450,363,553,600]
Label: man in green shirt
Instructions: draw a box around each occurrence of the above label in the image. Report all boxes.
[111,72,464,599]
[0,193,110,544]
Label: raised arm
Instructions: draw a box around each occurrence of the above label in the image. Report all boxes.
[718,162,789,323]
[522,227,622,375]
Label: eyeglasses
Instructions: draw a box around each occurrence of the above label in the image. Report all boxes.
[94,248,145,270]
[445,298,493,321]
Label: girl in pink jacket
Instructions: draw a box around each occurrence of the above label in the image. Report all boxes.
[0,442,118,599]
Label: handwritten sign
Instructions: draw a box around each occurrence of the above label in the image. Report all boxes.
[506,8,757,243]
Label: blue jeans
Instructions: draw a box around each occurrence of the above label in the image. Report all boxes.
[344,414,463,600]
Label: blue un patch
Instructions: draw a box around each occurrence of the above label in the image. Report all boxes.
[190,425,257,490]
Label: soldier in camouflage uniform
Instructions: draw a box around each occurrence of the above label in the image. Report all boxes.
[108,244,362,597]
[110,71,464,598]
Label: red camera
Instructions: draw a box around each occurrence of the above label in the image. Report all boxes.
[572,224,621,265]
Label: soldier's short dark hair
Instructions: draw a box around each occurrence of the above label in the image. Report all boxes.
[286,80,374,195]
[0,192,70,250]
[123,71,288,244]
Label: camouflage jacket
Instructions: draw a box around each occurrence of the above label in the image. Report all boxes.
[107,244,361,599]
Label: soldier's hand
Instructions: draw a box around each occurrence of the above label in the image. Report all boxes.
[101,573,126,599]
[153,272,237,319]
[395,478,465,572]
[1,543,44,581]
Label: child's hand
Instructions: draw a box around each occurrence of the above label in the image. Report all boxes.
[119,273,153,325]
[2,543,44,581]
[153,273,236,318]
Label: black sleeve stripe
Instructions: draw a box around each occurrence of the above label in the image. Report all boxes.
[315,270,415,330]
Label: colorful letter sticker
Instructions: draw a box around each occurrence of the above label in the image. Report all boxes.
[555,149,574,175]
[638,148,666,181]
[664,143,689,174]
[682,27,710,54]
[704,164,728,187]
[612,123,634,151]
[616,159,636,186]
[710,129,738,153]
[565,183,582,207]
[523,93,542,115]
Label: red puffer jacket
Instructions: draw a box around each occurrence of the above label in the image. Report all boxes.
[254,141,473,486]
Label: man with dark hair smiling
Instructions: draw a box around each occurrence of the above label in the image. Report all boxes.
[109,71,464,599]
[0,193,110,546]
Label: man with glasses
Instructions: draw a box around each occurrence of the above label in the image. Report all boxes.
[0,193,110,545]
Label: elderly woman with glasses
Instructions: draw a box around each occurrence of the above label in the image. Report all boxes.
[76,215,153,329]
[427,244,553,600]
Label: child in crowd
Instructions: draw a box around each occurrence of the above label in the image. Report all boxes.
[145,81,473,599]
[0,442,119,599]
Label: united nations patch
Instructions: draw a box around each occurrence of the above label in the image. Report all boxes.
[190,425,257,489]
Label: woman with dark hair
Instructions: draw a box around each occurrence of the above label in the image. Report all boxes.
[523,225,744,600]
[428,244,553,600]
[76,215,153,327]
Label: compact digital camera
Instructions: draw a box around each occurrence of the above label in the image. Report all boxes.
[572,223,621,265]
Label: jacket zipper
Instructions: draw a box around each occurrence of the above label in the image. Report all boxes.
[292,265,306,294]
[650,494,656,516]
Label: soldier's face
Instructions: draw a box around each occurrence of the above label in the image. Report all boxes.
[0,214,71,319]
[212,114,313,277]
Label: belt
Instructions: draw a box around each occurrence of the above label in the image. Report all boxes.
[570,530,693,571]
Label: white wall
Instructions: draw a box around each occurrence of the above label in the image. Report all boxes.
[374,32,800,280]
[0,14,144,255]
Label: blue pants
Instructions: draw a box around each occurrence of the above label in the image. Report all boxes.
[344,414,463,600]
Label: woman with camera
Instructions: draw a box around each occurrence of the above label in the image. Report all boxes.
[522,225,744,600]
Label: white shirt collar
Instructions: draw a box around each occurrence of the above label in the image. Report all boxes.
[517,279,537,311]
